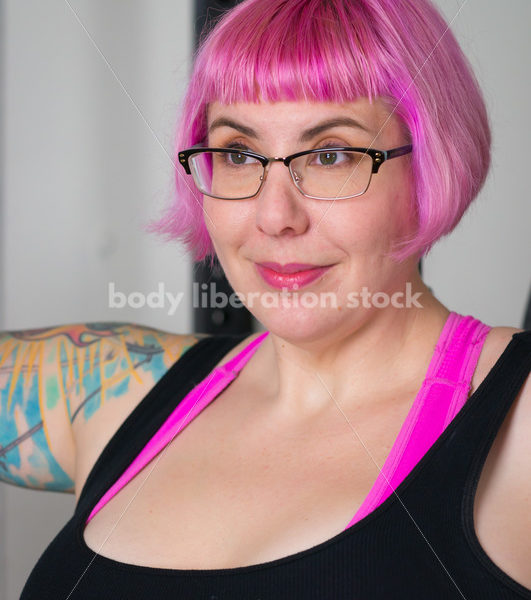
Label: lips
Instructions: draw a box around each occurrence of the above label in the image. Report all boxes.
[257,262,325,273]
[255,262,332,290]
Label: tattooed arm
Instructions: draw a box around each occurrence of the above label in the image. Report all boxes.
[0,323,200,492]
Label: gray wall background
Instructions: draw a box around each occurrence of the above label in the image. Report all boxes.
[0,1,529,598]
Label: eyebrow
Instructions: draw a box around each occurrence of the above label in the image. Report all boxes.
[207,116,373,142]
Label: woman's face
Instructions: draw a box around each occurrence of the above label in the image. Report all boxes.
[203,98,418,342]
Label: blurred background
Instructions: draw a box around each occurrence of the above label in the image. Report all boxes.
[0,0,530,597]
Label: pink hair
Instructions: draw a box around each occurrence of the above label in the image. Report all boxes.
[146,0,491,265]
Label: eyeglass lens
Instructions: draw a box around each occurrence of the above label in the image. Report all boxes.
[188,150,373,199]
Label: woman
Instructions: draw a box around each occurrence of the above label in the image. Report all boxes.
[2,0,530,598]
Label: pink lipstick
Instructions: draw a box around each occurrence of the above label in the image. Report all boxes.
[255,262,332,290]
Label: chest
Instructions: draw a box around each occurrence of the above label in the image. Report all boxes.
[81,382,410,568]
[80,376,531,591]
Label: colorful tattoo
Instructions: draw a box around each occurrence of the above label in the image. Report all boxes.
[0,323,199,491]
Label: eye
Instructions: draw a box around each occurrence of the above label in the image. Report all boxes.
[309,148,352,167]
[318,151,339,166]
[224,143,259,166]
[228,151,249,165]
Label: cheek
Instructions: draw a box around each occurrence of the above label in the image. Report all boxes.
[358,167,416,248]
[324,203,392,255]
[384,161,416,231]
[203,198,253,255]
[323,191,412,261]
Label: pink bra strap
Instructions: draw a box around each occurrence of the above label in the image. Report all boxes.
[427,314,492,426]
[346,312,491,528]
[85,331,270,524]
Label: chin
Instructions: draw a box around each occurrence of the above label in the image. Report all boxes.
[250,304,350,344]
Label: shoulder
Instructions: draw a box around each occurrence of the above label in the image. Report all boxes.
[477,324,531,462]
[473,324,530,395]
[473,325,526,380]
[477,323,531,453]
[480,325,526,358]
[470,325,531,438]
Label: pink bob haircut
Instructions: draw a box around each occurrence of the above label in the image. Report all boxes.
[147,0,491,265]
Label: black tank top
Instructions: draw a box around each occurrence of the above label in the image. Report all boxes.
[20,330,531,600]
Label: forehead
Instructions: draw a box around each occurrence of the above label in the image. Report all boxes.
[206,98,401,141]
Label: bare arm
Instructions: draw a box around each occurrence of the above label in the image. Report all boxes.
[0,322,199,492]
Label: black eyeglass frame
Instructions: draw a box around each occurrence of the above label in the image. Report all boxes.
[178,144,413,200]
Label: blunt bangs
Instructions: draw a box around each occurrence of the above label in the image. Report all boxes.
[146,0,491,266]
[197,0,384,105]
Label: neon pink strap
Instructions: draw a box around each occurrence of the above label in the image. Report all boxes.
[86,332,269,524]
[345,313,491,528]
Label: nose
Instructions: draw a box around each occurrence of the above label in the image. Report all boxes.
[255,161,310,237]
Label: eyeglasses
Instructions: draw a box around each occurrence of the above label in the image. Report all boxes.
[178,144,412,200]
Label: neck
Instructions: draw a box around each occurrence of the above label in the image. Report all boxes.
[250,277,450,422]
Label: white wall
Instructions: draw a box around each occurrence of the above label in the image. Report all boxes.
[0,1,530,598]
